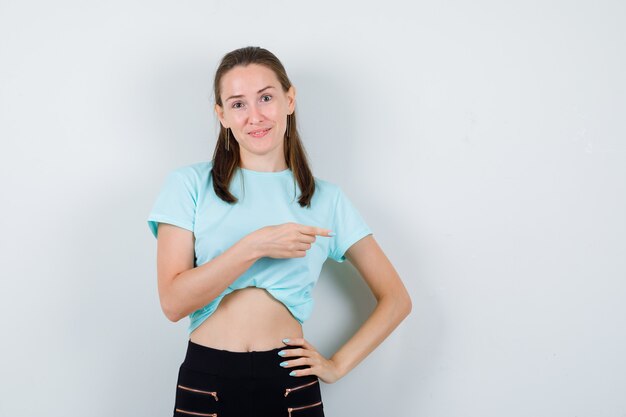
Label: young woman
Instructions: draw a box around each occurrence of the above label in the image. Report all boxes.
[147,46,412,417]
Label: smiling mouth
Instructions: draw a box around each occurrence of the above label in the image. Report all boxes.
[249,128,271,137]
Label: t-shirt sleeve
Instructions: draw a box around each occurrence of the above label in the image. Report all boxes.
[328,186,373,263]
[147,169,197,239]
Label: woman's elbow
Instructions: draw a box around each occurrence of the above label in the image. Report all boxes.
[402,292,412,317]
[159,292,184,323]
[394,286,412,318]
[161,301,180,323]
[381,287,412,319]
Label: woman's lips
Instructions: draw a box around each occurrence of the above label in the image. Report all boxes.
[249,128,271,138]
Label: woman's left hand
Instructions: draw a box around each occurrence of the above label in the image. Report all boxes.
[278,337,343,384]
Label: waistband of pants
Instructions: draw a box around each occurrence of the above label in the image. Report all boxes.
[182,339,306,379]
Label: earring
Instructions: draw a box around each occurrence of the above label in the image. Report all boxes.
[226,128,230,151]
[286,114,291,139]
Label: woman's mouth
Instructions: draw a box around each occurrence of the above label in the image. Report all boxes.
[249,128,271,138]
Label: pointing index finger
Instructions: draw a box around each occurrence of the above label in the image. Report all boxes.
[301,225,334,237]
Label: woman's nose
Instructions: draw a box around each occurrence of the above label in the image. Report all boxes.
[248,103,264,123]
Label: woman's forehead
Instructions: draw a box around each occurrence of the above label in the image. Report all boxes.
[221,64,280,95]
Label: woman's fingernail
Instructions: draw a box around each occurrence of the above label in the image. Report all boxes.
[289,370,297,376]
[328,231,336,236]
[278,350,286,356]
[279,361,288,367]
[282,338,290,343]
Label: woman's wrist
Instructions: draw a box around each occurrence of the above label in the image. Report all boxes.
[237,230,265,261]
[328,356,348,380]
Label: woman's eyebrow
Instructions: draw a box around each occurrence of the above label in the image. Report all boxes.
[226,85,275,102]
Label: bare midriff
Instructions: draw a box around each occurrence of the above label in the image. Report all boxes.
[189,286,303,352]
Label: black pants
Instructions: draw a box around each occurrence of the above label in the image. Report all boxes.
[173,340,325,417]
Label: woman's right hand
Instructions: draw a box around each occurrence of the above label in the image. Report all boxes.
[248,222,333,259]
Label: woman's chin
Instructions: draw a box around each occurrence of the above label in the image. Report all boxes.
[241,140,282,156]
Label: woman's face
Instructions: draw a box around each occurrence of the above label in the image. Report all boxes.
[215,63,295,164]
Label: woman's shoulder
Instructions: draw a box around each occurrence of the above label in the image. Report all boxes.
[313,174,335,188]
[312,174,342,201]
[169,160,213,181]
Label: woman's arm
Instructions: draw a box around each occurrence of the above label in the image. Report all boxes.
[156,223,261,322]
[329,234,412,378]
[155,222,332,322]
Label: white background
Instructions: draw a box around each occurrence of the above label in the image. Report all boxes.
[1,1,625,416]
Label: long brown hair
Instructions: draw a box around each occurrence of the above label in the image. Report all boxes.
[210,46,315,207]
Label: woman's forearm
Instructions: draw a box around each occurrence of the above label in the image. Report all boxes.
[165,235,260,322]
[330,294,412,379]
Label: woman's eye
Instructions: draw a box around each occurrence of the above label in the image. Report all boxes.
[232,102,243,109]
[261,94,272,102]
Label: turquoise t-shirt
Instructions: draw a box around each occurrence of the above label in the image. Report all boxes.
[147,160,373,334]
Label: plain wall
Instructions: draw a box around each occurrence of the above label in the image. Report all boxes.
[1,1,624,416]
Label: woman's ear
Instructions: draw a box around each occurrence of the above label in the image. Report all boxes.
[214,103,227,127]
[287,85,296,114]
